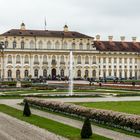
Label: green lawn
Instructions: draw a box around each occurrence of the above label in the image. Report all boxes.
[0,104,110,140]
[75,101,140,115]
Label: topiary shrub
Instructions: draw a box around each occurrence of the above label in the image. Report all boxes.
[81,118,92,139]
[23,102,31,117]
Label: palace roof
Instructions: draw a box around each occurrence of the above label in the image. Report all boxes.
[94,41,140,52]
[1,29,93,39]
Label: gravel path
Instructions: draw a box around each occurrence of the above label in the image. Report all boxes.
[0,99,140,140]
[0,112,67,140]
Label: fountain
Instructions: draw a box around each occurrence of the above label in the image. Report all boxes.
[69,50,73,96]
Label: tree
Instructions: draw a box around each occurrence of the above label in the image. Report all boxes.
[81,118,92,139]
[23,102,31,117]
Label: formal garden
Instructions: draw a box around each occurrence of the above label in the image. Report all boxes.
[0,80,140,140]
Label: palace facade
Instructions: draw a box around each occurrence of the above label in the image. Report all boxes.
[0,23,140,80]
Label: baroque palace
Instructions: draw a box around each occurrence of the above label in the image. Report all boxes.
[0,23,140,80]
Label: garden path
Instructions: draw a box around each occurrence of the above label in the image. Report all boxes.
[0,112,67,140]
[0,99,139,140]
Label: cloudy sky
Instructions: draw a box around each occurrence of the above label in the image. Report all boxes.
[0,0,140,41]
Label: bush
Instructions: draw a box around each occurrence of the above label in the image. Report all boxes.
[24,98,140,133]
[81,118,92,138]
[23,102,31,117]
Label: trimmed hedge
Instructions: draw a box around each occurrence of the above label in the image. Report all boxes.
[24,97,140,133]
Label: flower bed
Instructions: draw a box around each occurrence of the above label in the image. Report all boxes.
[24,97,140,133]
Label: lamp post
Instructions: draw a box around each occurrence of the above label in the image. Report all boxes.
[0,42,5,81]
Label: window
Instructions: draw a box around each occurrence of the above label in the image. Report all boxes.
[87,43,90,50]
[16,70,20,79]
[130,58,132,64]
[77,56,81,64]
[8,55,12,63]
[103,58,106,63]
[109,58,111,63]
[85,70,89,78]
[92,70,96,77]
[24,70,28,78]
[24,55,29,64]
[85,56,89,64]
[114,58,117,63]
[52,55,56,65]
[63,41,67,49]
[43,55,47,64]
[13,41,16,48]
[79,43,83,50]
[60,55,65,64]
[5,41,8,48]
[16,55,20,64]
[72,42,75,49]
[30,40,35,49]
[34,69,38,77]
[21,41,24,49]
[55,41,60,49]
[7,70,12,78]
[124,58,127,63]
[47,41,51,49]
[43,69,47,77]
[92,56,96,64]
[34,55,39,64]
[38,41,43,49]
[119,58,122,63]
[60,69,64,77]
[77,70,81,77]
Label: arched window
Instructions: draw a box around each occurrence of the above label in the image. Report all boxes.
[30,40,35,49]
[16,55,20,64]
[47,41,51,49]
[60,55,64,64]
[85,70,89,78]
[16,70,20,79]
[21,41,24,49]
[34,55,39,64]
[72,42,75,49]
[92,56,96,64]
[92,70,96,77]
[8,55,12,63]
[43,55,47,64]
[77,56,81,64]
[63,41,67,49]
[38,41,43,49]
[55,41,60,49]
[24,70,29,78]
[5,41,8,48]
[13,41,16,48]
[43,69,47,77]
[60,69,64,77]
[87,43,90,50]
[52,55,56,65]
[85,56,89,64]
[77,70,81,77]
[24,55,29,64]
[79,43,83,50]
[7,70,12,78]
[34,69,38,77]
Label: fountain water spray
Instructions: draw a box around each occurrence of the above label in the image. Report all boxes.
[69,50,73,96]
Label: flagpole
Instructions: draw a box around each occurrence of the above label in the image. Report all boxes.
[44,17,46,30]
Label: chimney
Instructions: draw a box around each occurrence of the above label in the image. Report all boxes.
[96,35,100,41]
[108,36,113,42]
[132,37,137,43]
[120,36,125,42]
